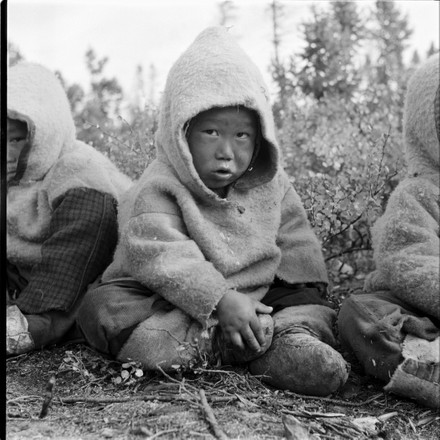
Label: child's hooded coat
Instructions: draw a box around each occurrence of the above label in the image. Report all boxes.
[7,62,132,314]
[104,27,328,326]
[365,54,440,320]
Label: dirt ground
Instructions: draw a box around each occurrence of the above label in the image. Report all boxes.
[6,341,440,440]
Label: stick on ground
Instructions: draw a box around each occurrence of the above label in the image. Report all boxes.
[199,389,229,440]
[39,376,56,418]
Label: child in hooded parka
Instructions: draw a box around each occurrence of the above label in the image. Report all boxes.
[6,62,132,355]
[338,54,440,408]
[77,27,349,396]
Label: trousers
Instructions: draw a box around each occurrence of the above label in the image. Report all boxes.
[7,263,85,348]
[77,277,337,371]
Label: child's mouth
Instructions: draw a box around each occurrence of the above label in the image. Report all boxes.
[215,168,232,174]
[213,169,233,180]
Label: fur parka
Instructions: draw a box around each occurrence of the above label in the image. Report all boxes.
[103,27,328,327]
[364,54,440,320]
[7,62,132,278]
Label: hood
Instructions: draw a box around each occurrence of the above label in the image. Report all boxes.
[403,54,440,177]
[154,26,280,200]
[7,62,76,183]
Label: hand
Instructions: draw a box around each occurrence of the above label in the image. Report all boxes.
[216,290,272,352]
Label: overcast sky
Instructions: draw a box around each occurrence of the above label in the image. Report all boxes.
[7,0,440,105]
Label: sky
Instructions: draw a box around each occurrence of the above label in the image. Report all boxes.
[6,0,440,107]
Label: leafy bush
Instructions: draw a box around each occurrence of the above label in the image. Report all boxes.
[277,92,405,287]
[75,105,157,180]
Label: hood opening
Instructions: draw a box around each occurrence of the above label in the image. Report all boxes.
[6,114,34,186]
[8,142,32,187]
[183,105,272,192]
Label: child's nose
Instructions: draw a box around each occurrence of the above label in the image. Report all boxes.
[216,139,234,160]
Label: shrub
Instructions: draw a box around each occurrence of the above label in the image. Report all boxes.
[277,91,405,289]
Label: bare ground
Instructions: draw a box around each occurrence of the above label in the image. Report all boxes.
[6,341,440,440]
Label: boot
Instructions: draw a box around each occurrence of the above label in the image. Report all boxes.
[213,314,274,365]
[7,305,35,356]
[249,332,349,396]
[384,334,439,408]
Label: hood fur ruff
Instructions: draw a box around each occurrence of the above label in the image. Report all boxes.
[155,26,279,200]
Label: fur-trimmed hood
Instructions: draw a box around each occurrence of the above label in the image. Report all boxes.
[155,26,280,201]
[403,53,440,179]
[8,62,77,183]
[6,62,132,202]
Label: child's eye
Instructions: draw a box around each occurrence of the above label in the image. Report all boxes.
[9,136,26,143]
[237,132,250,139]
[203,129,218,136]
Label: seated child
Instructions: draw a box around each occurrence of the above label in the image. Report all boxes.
[6,62,132,355]
[78,27,349,396]
[338,54,439,408]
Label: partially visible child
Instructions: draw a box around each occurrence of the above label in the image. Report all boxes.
[78,27,349,396]
[6,62,132,355]
[338,54,439,408]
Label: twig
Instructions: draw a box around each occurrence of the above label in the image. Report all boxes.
[39,376,56,418]
[7,395,41,404]
[156,365,199,397]
[58,393,236,405]
[282,391,385,408]
[59,394,191,404]
[199,389,229,440]
[6,352,30,363]
[325,247,370,262]
[146,428,181,440]
[282,409,346,419]
[194,368,239,375]
[321,418,365,438]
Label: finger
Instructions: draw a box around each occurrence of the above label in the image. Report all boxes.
[230,332,245,350]
[241,327,261,352]
[250,318,265,346]
[255,302,273,314]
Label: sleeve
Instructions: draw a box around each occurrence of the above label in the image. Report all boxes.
[15,188,119,314]
[121,211,230,326]
[369,183,439,319]
[275,174,329,285]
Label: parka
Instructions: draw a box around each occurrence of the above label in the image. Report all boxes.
[103,27,328,327]
[7,62,132,314]
[365,54,440,320]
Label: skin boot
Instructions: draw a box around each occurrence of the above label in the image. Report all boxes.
[213,314,274,365]
[249,330,350,396]
[384,334,439,408]
[7,305,35,356]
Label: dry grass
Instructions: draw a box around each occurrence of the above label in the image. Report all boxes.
[6,343,440,440]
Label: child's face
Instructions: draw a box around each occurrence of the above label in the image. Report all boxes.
[187,106,257,196]
[7,118,29,183]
